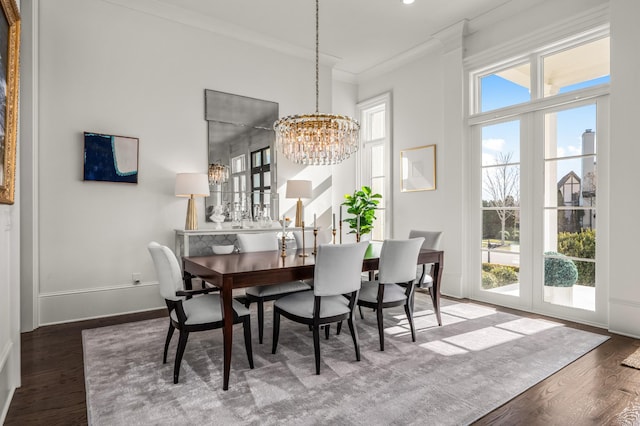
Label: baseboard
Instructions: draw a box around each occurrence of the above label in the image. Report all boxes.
[609,298,640,339]
[0,342,15,425]
[39,282,165,326]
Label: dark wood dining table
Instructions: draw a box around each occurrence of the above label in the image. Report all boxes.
[182,242,444,390]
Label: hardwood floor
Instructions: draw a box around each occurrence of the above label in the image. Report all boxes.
[5,300,640,425]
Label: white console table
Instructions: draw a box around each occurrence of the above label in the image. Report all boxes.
[175,223,295,258]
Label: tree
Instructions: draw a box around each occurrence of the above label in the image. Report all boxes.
[483,152,519,245]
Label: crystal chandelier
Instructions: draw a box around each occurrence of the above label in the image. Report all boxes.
[208,163,229,185]
[274,0,360,166]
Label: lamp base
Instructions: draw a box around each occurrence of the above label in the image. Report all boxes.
[185,196,198,230]
[294,198,304,228]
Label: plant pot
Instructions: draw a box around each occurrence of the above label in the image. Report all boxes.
[544,285,574,306]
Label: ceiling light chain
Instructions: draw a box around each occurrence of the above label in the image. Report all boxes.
[274,0,360,166]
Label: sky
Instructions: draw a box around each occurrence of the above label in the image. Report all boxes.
[481,74,609,192]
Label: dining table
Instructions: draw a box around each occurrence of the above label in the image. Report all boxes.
[182,242,444,390]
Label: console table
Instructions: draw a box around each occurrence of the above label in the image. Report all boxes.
[175,223,295,257]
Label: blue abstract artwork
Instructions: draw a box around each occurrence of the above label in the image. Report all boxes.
[84,132,139,183]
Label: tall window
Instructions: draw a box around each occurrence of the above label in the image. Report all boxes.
[357,93,391,241]
[470,30,609,320]
[250,147,271,217]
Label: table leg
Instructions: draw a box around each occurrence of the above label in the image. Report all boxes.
[431,255,444,326]
[221,277,234,390]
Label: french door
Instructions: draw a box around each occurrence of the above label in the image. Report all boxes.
[470,96,608,326]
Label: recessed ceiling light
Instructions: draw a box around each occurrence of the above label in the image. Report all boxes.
[403,0,415,4]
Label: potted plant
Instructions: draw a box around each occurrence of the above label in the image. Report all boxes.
[543,251,578,306]
[342,186,382,242]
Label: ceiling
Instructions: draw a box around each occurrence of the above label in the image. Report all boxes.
[148,0,545,76]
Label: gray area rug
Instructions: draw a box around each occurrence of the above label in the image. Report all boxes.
[83,294,609,425]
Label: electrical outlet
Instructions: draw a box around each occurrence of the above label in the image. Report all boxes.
[132,273,141,285]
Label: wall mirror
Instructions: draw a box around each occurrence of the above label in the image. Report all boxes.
[400,144,436,192]
[204,90,279,223]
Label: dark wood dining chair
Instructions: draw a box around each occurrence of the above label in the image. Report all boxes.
[236,232,311,344]
[357,238,424,351]
[147,242,254,383]
[408,230,444,325]
[272,242,369,374]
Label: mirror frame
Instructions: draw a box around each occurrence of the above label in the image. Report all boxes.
[400,144,437,192]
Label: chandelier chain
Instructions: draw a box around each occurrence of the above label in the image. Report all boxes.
[315,0,319,113]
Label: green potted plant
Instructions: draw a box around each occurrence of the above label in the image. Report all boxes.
[342,186,382,241]
[543,251,578,306]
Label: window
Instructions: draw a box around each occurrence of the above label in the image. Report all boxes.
[357,93,392,241]
[469,29,609,322]
[250,147,271,217]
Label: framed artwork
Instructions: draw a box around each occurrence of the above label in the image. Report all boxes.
[401,144,436,192]
[83,132,139,183]
[0,0,20,204]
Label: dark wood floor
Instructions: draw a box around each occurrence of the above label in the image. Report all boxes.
[5,299,640,425]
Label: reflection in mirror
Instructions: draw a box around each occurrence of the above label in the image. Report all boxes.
[204,90,279,224]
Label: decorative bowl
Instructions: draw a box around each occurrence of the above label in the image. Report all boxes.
[212,245,235,255]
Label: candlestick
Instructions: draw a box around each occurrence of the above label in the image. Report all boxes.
[312,227,318,255]
[332,228,336,244]
[299,221,309,257]
[280,235,287,258]
[339,220,343,244]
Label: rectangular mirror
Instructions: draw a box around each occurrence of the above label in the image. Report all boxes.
[401,144,436,192]
[204,90,279,222]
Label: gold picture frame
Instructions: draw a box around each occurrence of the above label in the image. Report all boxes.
[401,144,436,192]
[0,0,20,205]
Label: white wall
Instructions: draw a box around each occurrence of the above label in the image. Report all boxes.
[609,0,640,337]
[26,0,330,325]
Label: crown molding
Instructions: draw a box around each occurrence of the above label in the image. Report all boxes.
[100,0,341,66]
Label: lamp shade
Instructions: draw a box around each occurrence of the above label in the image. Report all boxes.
[285,180,312,199]
[175,173,210,197]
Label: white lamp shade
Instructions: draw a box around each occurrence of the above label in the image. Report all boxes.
[175,173,210,197]
[286,180,312,199]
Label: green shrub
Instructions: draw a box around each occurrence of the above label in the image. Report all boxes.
[544,251,578,287]
[558,229,595,286]
[491,266,519,285]
[482,271,498,289]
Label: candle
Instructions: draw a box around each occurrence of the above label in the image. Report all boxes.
[282,214,286,234]
[339,205,342,223]
[314,214,317,229]
[357,215,360,233]
[332,213,336,230]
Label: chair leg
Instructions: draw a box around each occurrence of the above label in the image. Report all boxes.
[258,299,265,344]
[359,305,364,320]
[336,320,343,335]
[347,317,361,361]
[313,325,321,375]
[163,322,175,364]
[429,288,442,326]
[243,316,254,369]
[404,300,416,342]
[324,324,330,340]
[271,311,281,354]
[376,304,385,351]
[174,330,189,384]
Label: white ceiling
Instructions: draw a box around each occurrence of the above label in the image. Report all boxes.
[147,0,546,76]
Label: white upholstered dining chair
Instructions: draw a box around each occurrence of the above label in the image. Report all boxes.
[357,238,424,351]
[408,230,444,325]
[236,232,311,344]
[271,241,369,374]
[147,242,254,383]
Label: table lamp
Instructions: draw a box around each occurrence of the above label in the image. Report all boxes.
[286,180,312,227]
[175,173,210,230]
